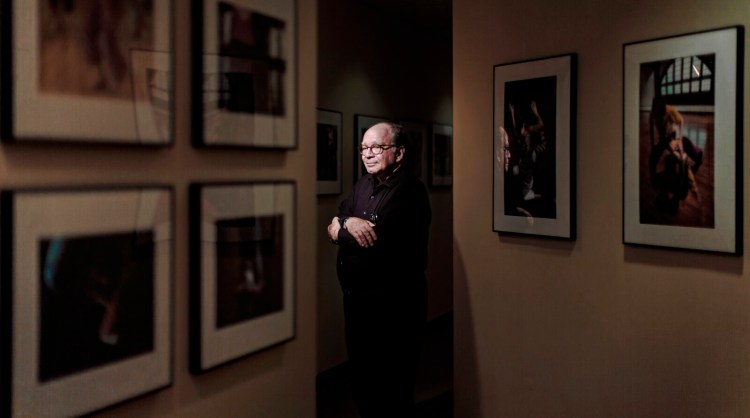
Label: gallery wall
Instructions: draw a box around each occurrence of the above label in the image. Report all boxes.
[316,0,453,372]
[454,0,749,417]
[0,0,317,416]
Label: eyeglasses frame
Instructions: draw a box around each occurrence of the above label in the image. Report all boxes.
[359,144,401,155]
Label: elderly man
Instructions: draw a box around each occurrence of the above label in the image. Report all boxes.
[327,122,431,417]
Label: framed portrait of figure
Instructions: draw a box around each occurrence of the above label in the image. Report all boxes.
[492,54,577,239]
[189,181,296,373]
[192,0,297,148]
[0,186,173,417]
[2,1,174,144]
[623,26,743,254]
[317,109,343,195]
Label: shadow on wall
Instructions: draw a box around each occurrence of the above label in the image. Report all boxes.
[452,239,482,417]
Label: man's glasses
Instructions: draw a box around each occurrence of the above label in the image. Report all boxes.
[359,144,399,155]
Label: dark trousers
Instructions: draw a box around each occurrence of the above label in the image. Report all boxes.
[343,278,427,418]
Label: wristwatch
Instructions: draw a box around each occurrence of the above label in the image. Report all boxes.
[339,216,350,230]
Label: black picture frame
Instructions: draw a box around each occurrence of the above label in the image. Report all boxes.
[623,26,743,254]
[189,181,296,373]
[0,186,173,417]
[317,109,343,195]
[492,54,577,239]
[1,1,174,145]
[191,0,297,148]
[429,123,453,187]
[397,119,429,181]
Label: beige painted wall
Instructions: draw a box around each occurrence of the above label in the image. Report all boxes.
[454,0,750,416]
[2,0,317,416]
[316,0,453,372]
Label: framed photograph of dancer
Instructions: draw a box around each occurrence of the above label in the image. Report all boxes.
[189,181,296,373]
[192,0,297,148]
[623,26,743,254]
[2,1,174,144]
[354,114,390,183]
[0,186,173,417]
[492,54,577,239]
[317,109,343,195]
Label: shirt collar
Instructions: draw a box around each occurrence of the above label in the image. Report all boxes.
[370,164,406,189]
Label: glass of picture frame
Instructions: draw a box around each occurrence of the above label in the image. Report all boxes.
[430,123,453,187]
[2,1,174,145]
[192,0,297,148]
[492,54,577,239]
[397,119,429,181]
[317,109,343,195]
[622,26,743,254]
[0,186,173,417]
[189,181,296,373]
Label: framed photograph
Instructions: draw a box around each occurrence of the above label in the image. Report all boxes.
[354,114,390,182]
[189,181,296,373]
[0,186,173,417]
[492,54,576,239]
[430,123,453,187]
[317,109,343,195]
[192,0,297,148]
[2,1,174,144]
[398,119,429,181]
[623,26,743,254]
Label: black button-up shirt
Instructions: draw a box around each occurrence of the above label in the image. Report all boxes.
[335,168,431,292]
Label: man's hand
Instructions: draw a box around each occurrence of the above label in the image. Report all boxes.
[327,217,341,242]
[343,217,377,248]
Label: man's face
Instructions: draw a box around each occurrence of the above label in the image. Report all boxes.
[499,126,510,172]
[361,125,402,176]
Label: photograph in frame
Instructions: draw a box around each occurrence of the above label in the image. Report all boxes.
[189,181,296,373]
[397,119,429,181]
[430,123,453,187]
[5,1,173,144]
[0,186,173,417]
[623,26,743,254]
[354,114,390,182]
[492,54,576,239]
[317,109,343,195]
[193,0,297,148]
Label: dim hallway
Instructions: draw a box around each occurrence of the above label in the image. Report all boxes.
[316,313,454,418]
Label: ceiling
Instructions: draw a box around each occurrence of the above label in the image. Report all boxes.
[363,0,452,38]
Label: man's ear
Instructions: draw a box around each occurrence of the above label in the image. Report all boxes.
[395,146,405,162]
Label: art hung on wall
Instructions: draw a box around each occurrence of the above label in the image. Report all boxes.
[193,0,297,148]
[492,54,577,239]
[623,26,743,254]
[317,109,343,195]
[397,119,429,181]
[189,181,296,373]
[429,123,453,187]
[2,1,174,144]
[0,186,173,417]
